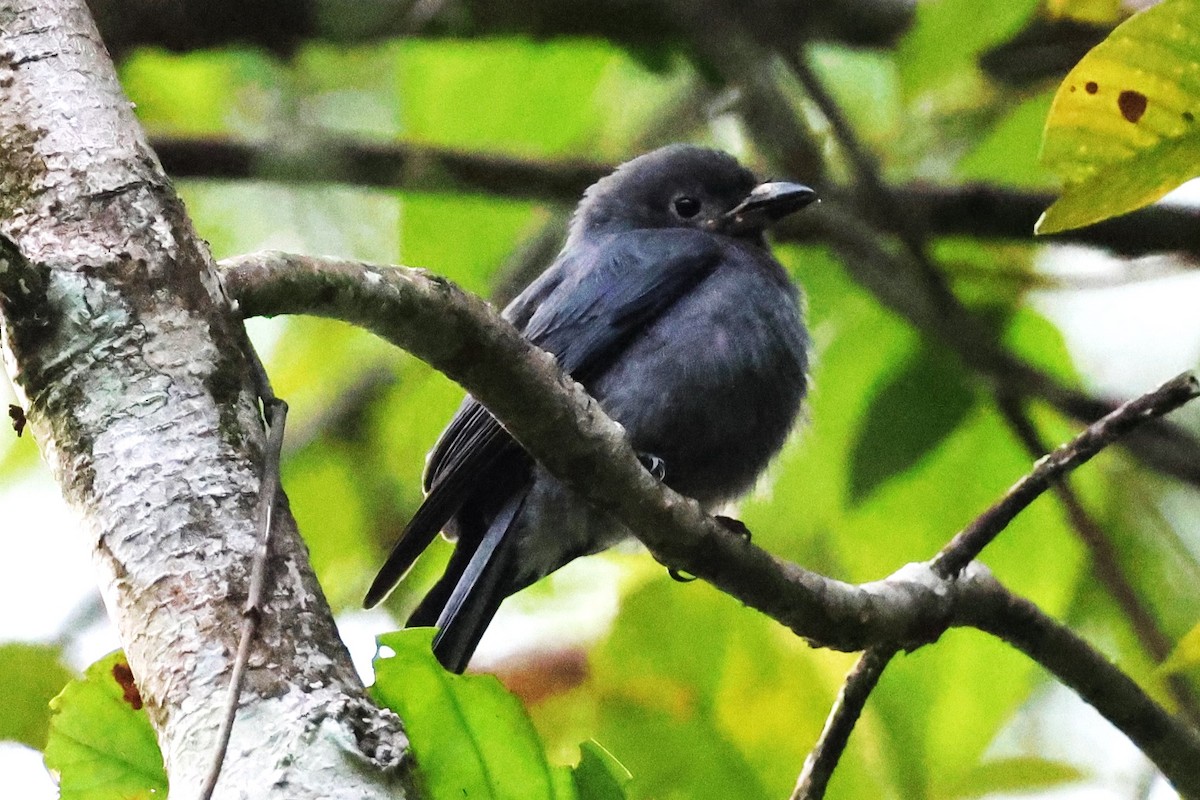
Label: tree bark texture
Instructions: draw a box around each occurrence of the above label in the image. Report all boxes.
[0,2,412,797]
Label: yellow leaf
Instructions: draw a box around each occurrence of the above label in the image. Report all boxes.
[1037,0,1200,234]
[1047,0,1124,25]
[1160,620,1200,675]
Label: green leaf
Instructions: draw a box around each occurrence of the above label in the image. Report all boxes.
[948,756,1084,797]
[395,39,621,157]
[957,90,1056,187]
[1048,0,1124,24]
[43,651,168,800]
[0,642,73,749]
[572,741,632,800]
[1161,620,1200,675]
[807,44,901,145]
[122,49,286,137]
[848,344,977,503]
[897,0,1040,96]
[1037,0,1200,233]
[589,578,850,800]
[372,629,570,800]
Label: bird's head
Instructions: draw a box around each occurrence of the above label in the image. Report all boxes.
[569,145,817,245]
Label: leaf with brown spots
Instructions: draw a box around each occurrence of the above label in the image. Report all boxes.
[111,660,144,710]
[44,650,167,799]
[1038,0,1200,233]
[1118,89,1148,123]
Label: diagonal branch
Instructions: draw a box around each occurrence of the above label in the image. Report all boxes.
[957,574,1200,793]
[221,250,1200,793]
[934,372,1200,577]
[791,648,897,800]
[794,376,1200,800]
[996,393,1200,728]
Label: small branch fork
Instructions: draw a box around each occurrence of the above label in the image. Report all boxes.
[996,394,1200,727]
[199,333,289,800]
[793,373,1200,800]
[774,40,1200,797]
[220,252,1200,796]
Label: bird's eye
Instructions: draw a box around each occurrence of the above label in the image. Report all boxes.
[673,196,701,218]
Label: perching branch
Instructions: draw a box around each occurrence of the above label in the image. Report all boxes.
[220,250,1200,793]
[222,253,927,649]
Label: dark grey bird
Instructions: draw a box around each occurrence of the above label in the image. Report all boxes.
[364,144,816,672]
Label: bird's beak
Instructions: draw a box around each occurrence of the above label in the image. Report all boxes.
[721,181,818,235]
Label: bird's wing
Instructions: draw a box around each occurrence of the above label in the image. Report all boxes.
[362,264,570,609]
[363,229,722,610]
[522,228,722,380]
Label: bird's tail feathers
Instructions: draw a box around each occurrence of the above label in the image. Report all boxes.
[429,492,527,673]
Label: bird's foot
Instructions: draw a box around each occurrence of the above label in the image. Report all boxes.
[714,515,752,543]
[637,452,667,481]
[668,567,697,583]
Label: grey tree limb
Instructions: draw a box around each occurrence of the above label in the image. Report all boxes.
[220,250,1200,794]
[791,648,896,800]
[996,393,1200,728]
[0,4,411,798]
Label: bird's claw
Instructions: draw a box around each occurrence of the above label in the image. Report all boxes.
[638,452,667,481]
[668,567,696,583]
[715,515,752,543]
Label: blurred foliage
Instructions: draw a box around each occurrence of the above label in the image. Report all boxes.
[5,1,1200,798]
[1038,0,1200,232]
[1047,0,1124,25]
[0,643,73,750]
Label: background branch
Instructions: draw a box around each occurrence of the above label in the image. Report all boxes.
[149,131,1200,487]
[88,0,917,61]
[151,140,1200,257]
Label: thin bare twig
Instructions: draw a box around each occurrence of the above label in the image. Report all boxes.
[996,393,1200,729]
[934,372,1200,578]
[792,648,897,800]
[783,46,956,314]
[199,337,289,800]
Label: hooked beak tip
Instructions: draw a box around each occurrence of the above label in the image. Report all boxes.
[723,181,818,234]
